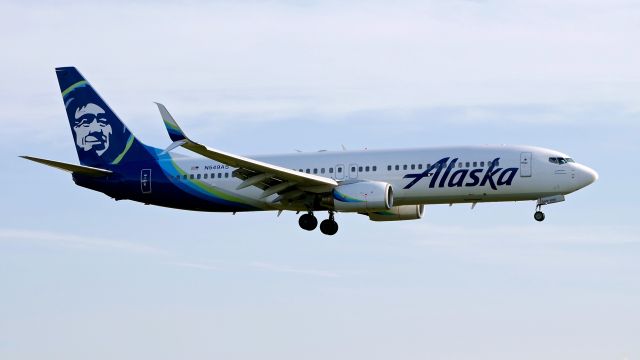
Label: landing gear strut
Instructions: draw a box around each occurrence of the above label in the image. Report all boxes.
[320,212,339,236]
[534,204,545,222]
[298,212,318,231]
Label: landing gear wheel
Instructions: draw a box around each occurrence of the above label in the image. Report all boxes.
[298,213,318,231]
[534,211,545,222]
[320,219,339,236]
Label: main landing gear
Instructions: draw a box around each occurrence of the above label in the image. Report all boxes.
[298,212,318,231]
[298,211,339,235]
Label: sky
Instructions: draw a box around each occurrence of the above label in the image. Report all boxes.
[1,0,639,359]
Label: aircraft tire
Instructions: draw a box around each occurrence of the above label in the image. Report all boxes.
[299,213,318,231]
[534,211,545,222]
[320,219,339,235]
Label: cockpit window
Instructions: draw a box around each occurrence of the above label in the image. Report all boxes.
[549,157,574,165]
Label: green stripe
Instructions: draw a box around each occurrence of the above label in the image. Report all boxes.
[61,80,88,97]
[111,134,135,165]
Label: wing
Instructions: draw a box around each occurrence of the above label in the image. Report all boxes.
[155,103,337,203]
[21,156,113,177]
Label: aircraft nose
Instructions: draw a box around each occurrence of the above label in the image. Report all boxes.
[579,165,599,187]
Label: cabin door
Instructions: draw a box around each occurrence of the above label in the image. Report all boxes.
[520,152,532,177]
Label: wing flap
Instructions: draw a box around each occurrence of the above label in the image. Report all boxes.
[21,156,113,177]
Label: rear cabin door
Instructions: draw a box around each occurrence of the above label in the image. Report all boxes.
[141,169,152,193]
[520,152,532,177]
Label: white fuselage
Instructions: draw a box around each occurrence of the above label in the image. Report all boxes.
[164,145,598,211]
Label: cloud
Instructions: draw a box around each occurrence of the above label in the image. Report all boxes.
[167,260,340,278]
[1,0,639,137]
[167,261,219,271]
[249,262,340,278]
[0,228,168,255]
[402,223,639,247]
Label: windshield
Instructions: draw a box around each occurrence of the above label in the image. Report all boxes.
[549,157,575,165]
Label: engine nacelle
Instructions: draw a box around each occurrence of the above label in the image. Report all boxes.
[323,181,393,212]
[367,205,424,221]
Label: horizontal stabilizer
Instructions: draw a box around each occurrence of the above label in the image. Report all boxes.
[20,156,113,177]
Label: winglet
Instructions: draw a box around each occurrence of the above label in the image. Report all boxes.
[155,102,187,142]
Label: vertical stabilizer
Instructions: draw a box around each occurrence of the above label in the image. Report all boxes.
[56,67,152,167]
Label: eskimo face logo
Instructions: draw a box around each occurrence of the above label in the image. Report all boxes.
[72,102,112,156]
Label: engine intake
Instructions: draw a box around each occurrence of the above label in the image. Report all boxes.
[323,181,393,212]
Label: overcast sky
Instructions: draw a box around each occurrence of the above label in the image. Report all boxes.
[1,1,639,359]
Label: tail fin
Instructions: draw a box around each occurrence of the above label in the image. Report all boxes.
[56,67,152,167]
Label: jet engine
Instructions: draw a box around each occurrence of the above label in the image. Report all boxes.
[367,205,424,221]
[322,181,393,212]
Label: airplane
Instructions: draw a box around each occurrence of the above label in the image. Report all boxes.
[22,67,598,235]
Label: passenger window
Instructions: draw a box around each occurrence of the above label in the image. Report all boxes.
[427,164,431,168]
[458,162,462,168]
[218,173,222,178]
[183,175,187,180]
[313,168,318,174]
[465,162,470,168]
[299,169,303,172]
[306,169,310,173]
[337,167,342,173]
[473,162,477,167]
[204,174,208,179]
[387,165,392,171]
[225,173,229,178]
[403,165,408,170]
[395,165,399,171]
[480,161,484,167]
[365,166,370,172]
[358,166,363,172]
[418,164,422,170]
[190,174,194,179]
[351,166,356,172]
[321,168,325,174]
[411,164,415,170]
[372,166,377,171]
[197,174,201,179]
[329,168,334,173]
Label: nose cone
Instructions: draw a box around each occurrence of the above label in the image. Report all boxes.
[578,165,599,188]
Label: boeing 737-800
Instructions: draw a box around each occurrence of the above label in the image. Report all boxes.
[22,67,598,235]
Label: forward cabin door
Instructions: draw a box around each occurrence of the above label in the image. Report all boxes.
[141,169,152,193]
[520,152,532,177]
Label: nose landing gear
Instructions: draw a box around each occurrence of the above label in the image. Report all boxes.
[534,204,545,222]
